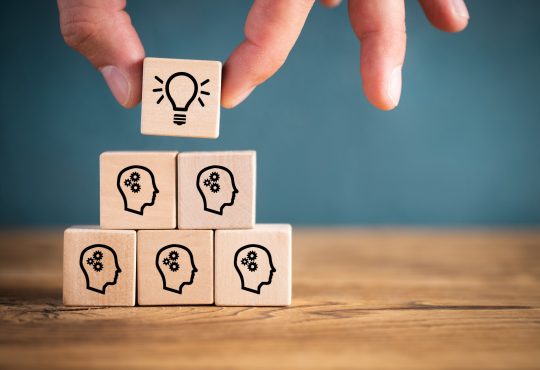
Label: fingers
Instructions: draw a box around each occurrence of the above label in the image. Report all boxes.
[419,0,469,33]
[320,0,342,8]
[221,0,315,108]
[58,0,144,108]
[348,0,406,110]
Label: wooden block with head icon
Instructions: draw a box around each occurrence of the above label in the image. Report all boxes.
[214,224,292,306]
[177,151,256,230]
[100,151,177,229]
[63,226,136,306]
[141,57,221,139]
[137,230,214,305]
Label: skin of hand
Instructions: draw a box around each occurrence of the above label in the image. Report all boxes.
[57,0,469,111]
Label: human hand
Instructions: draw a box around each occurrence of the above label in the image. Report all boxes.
[58,0,468,110]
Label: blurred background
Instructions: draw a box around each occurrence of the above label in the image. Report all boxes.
[0,0,539,226]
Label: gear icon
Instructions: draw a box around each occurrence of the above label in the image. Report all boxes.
[131,183,141,193]
[86,257,94,265]
[169,261,180,272]
[93,262,103,272]
[247,251,257,261]
[210,183,220,193]
[162,258,170,266]
[241,257,249,266]
[203,179,211,187]
[93,250,103,261]
[124,179,132,187]
[130,172,140,182]
[247,262,258,272]
[168,251,179,261]
[209,172,220,182]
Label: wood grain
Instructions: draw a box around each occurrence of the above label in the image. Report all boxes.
[1,229,540,369]
[137,230,214,305]
[141,57,221,139]
[100,151,178,229]
[177,151,256,229]
[63,227,136,306]
[215,224,292,306]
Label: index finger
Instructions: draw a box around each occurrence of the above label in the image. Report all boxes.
[221,0,315,108]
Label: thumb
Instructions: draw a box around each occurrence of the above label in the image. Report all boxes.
[58,0,145,108]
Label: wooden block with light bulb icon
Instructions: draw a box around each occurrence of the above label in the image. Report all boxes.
[63,226,136,306]
[137,230,214,305]
[177,151,256,230]
[214,224,292,306]
[141,57,221,138]
[100,151,177,230]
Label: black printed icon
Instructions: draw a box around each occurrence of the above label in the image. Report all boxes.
[153,72,210,125]
[156,244,198,294]
[80,244,121,294]
[234,244,275,294]
[196,165,238,215]
[117,165,159,215]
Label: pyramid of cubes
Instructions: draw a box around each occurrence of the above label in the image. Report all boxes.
[63,58,292,307]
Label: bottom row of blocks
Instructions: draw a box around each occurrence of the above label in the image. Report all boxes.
[63,224,291,307]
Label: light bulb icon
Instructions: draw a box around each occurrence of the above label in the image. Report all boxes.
[153,72,210,125]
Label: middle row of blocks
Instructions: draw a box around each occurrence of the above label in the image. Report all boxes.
[100,150,255,230]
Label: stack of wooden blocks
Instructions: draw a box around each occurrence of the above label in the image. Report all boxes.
[63,58,292,307]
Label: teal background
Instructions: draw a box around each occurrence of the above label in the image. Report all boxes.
[1,1,539,226]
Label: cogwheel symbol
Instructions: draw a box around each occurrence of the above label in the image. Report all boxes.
[93,262,103,272]
[169,261,180,272]
[93,250,103,261]
[203,179,211,187]
[241,257,249,266]
[210,183,220,193]
[131,183,141,193]
[247,251,257,261]
[247,262,258,272]
[162,258,170,266]
[130,172,140,182]
[209,172,220,182]
[168,251,179,261]
[124,179,132,187]
[86,257,94,265]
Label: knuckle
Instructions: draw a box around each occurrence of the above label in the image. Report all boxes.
[60,18,98,50]
[361,27,406,39]
[359,27,407,50]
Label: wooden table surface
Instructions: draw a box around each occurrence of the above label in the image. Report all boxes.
[0,229,539,369]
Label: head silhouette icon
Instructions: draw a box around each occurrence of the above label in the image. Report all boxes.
[156,244,198,294]
[117,165,159,215]
[196,165,238,215]
[79,244,121,294]
[234,244,276,294]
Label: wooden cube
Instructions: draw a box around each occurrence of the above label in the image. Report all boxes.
[215,225,292,306]
[63,226,136,306]
[141,57,221,139]
[100,151,177,229]
[137,230,214,305]
[177,151,256,229]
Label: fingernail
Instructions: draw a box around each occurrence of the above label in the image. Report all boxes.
[451,0,469,19]
[387,65,402,108]
[101,65,130,106]
[229,86,255,108]
[327,0,342,7]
